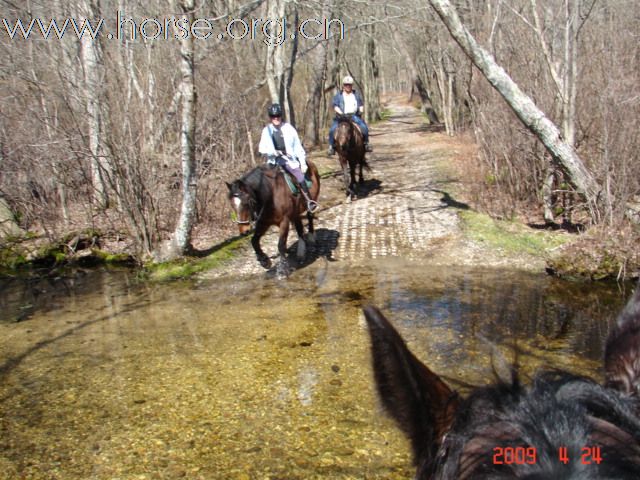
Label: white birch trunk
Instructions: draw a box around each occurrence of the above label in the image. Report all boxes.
[171,0,198,255]
[79,0,109,209]
[265,0,287,104]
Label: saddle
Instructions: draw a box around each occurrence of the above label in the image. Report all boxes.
[270,164,312,195]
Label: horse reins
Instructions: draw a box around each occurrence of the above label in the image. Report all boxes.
[232,193,264,227]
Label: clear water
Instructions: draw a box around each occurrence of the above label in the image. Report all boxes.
[0,261,632,479]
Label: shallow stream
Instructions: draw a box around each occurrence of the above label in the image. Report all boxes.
[0,261,632,479]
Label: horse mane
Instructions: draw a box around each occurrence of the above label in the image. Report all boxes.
[239,165,270,191]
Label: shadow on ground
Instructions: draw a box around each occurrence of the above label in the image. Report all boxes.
[265,228,340,278]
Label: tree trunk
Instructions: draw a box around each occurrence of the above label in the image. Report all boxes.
[362,26,381,124]
[542,166,556,224]
[79,0,109,209]
[428,0,601,217]
[161,0,197,259]
[284,7,299,127]
[305,0,330,145]
[265,0,287,105]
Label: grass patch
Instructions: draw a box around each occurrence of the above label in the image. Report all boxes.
[460,210,570,256]
[145,235,250,282]
[318,166,336,179]
[372,109,392,124]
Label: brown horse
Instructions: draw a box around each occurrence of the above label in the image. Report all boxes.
[226,161,320,275]
[364,286,640,479]
[335,114,368,199]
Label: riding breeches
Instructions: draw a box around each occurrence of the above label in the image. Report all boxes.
[275,156,305,184]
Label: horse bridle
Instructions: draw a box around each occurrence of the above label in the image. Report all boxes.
[338,117,357,149]
[231,191,263,226]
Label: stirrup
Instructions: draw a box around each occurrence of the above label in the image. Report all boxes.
[306,200,319,213]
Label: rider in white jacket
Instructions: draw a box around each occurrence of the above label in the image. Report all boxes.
[258,103,318,213]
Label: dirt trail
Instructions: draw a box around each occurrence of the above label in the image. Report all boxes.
[208,95,542,279]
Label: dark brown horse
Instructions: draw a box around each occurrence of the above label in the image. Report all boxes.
[364,285,640,479]
[226,161,320,275]
[334,114,368,199]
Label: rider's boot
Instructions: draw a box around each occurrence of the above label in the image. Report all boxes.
[299,182,319,213]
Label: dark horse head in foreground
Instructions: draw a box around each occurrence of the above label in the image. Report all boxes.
[226,161,320,276]
[335,114,369,199]
[364,286,640,479]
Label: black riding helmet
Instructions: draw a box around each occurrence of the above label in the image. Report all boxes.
[268,103,282,118]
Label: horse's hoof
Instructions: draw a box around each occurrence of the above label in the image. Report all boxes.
[276,260,291,278]
[258,256,272,269]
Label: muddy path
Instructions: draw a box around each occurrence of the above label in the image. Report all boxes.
[207,95,543,280]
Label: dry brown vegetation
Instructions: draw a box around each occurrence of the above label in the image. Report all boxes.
[0,0,638,274]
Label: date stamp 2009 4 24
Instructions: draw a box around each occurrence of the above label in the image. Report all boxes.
[492,446,602,466]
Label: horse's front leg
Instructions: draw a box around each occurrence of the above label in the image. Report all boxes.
[349,161,357,198]
[306,210,316,244]
[252,222,271,269]
[341,160,352,197]
[294,217,306,260]
[276,218,291,276]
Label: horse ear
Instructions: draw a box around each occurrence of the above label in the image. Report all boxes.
[363,306,460,467]
[604,285,640,397]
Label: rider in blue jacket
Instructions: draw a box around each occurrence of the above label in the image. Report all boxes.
[327,75,373,155]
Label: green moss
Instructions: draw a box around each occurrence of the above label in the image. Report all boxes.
[145,236,250,282]
[460,210,570,256]
[91,249,135,265]
[0,246,27,269]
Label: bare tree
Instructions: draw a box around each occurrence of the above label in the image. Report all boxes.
[361,25,381,124]
[158,0,198,259]
[304,1,331,145]
[428,0,601,218]
[78,0,111,209]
